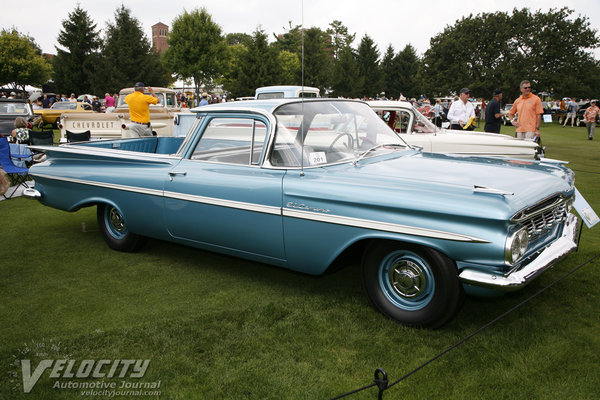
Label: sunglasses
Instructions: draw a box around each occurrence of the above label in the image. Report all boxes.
[522,86,531,89]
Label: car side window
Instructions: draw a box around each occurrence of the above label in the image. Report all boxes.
[190,118,266,165]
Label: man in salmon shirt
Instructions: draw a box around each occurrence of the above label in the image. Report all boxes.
[124,82,159,137]
[508,80,544,141]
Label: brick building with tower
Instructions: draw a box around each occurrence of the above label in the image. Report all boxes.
[151,22,169,54]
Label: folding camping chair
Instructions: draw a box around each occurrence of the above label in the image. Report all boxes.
[29,130,55,146]
[0,137,29,199]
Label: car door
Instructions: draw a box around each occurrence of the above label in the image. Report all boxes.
[164,115,286,261]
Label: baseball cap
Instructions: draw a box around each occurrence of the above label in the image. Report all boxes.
[459,88,470,94]
[134,82,145,88]
[493,89,503,96]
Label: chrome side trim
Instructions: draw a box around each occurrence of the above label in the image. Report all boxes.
[32,173,488,242]
[283,208,490,243]
[31,174,164,197]
[163,191,281,215]
[459,213,579,290]
[27,144,180,162]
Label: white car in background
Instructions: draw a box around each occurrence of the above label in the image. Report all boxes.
[368,100,542,159]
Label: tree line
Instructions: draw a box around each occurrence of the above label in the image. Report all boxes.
[1,5,599,103]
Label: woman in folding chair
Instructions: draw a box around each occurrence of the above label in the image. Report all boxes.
[0,136,30,199]
[10,117,30,144]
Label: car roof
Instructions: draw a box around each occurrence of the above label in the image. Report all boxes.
[0,98,29,103]
[366,100,414,109]
[190,98,361,114]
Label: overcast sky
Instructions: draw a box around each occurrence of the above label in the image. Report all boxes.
[2,0,599,58]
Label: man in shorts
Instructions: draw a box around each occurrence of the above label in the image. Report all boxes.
[508,80,544,140]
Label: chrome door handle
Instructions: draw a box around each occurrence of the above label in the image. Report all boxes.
[168,171,187,181]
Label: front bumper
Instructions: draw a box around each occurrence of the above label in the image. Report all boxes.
[458,213,579,291]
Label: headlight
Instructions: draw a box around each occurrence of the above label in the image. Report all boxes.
[505,228,529,265]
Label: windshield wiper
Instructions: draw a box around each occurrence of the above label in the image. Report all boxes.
[352,143,407,166]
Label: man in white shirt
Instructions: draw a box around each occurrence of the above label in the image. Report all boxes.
[447,88,476,130]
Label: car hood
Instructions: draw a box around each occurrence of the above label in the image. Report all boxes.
[328,151,574,211]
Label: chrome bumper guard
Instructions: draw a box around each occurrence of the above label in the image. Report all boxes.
[459,213,579,291]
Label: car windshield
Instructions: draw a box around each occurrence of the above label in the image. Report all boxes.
[0,102,31,115]
[116,92,176,108]
[271,100,408,168]
[50,102,77,110]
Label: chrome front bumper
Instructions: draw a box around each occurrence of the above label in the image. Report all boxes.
[458,213,579,291]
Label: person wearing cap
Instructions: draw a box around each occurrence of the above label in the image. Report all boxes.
[124,82,158,137]
[447,88,476,131]
[484,89,504,133]
[198,92,209,106]
[508,80,544,140]
[583,100,599,140]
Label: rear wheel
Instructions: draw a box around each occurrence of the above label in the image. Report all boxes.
[97,204,147,252]
[362,242,463,328]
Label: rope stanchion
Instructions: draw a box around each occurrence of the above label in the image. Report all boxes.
[329,253,600,399]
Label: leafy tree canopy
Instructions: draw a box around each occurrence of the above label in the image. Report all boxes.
[0,29,52,90]
[99,5,170,93]
[163,7,227,98]
[422,7,600,101]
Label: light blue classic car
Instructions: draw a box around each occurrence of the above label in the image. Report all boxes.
[26,99,580,328]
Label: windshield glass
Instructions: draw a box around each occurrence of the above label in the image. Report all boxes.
[0,102,31,115]
[116,92,172,108]
[51,102,77,110]
[271,101,408,168]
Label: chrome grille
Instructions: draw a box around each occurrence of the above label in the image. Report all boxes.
[511,195,570,241]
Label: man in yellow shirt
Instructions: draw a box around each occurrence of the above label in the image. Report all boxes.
[124,82,158,137]
[508,80,544,140]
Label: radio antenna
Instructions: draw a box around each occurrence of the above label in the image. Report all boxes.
[300,0,305,176]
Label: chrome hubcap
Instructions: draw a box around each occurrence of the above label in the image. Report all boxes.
[108,208,126,233]
[390,260,426,298]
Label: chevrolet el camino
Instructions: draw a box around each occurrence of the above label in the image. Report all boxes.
[26,99,580,327]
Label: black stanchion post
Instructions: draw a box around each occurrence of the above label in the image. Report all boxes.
[374,368,388,400]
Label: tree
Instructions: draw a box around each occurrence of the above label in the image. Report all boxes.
[163,8,227,100]
[379,45,397,98]
[273,22,303,54]
[302,27,332,92]
[327,20,355,60]
[224,28,281,97]
[356,34,381,96]
[422,8,600,101]
[99,6,170,94]
[0,29,52,90]
[51,6,101,95]
[395,45,421,98]
[330,46,361,98]
[278,50,301,85]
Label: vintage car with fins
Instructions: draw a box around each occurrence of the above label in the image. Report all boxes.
[26,99,582,327]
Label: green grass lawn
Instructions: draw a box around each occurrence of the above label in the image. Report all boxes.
[1,122,598,399]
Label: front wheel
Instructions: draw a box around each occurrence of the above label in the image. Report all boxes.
[97,204,147,252]
[362,242,464,328]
